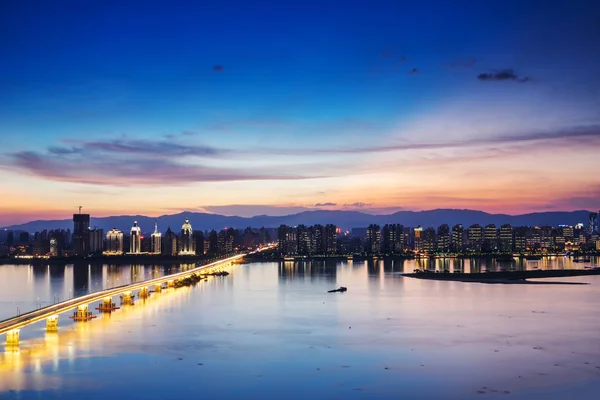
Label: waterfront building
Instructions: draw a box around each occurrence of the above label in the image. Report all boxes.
[151,223,161,254]
[278,225,297,256]
[106,228,124,254]
[324,224,337,254]
[436,224,450,253]
[365,224,381,254]
[422,227,437,253]
[590,212,599,234]
[382,224,404,254]
[89,228,104,254]
[193,230,204,255]
[179,219,194,255]
[483,224,498,252]
[467,224,483,252]
[499,224,513,252]
[130,221,141,254]
[451,224,464,252]
[414,226,424,253]
[72,212,90,256]
[162,227,178,256]
[296,225,311,255]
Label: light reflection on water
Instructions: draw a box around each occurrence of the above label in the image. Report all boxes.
[1,259,600,399]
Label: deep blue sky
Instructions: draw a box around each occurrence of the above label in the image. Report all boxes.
[1,0,599,224]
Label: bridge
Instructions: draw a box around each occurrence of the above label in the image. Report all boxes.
[0,248,271,346]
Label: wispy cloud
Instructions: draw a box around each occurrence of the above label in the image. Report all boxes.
[5,150,329,186]
[270,125,600,155]
[477,69,530,82]
[314,202,337,206]
[343,202,373,208]
[56,138,227,158]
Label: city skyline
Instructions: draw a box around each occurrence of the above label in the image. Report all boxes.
[1,1,600,226]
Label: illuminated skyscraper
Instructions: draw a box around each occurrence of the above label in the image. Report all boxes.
[179,218,194,255]
[151,222,161,254]
[365,224,381,254]
[589,212,599,234]
[130,221,141,254]
[106,228,124,254]
[467,224,483,252]
[436,224,450,253]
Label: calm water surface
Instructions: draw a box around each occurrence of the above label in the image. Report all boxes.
[0,258,599,399]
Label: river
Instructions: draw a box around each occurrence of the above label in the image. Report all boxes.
[0,257,599,399]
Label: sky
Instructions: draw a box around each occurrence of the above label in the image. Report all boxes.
[1,0,599,226]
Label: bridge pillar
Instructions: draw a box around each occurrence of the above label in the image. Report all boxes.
[167,280,174,288]
[154,283,162,293]
[102,296,112,308]
[46,315,59,332]
[121,291,134,305]
[76,304,89,319]
[5,329,19,346]
[139,287,149,298]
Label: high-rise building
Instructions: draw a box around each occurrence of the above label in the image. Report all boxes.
[89,228,104,254]
[451,224,464,252]
[106,228,124,254]
[414,226,424,252]
[179,219,194,255]
[499,224,513,252]
[589,212,599,234]
[382,224,404,254]
[163,227,178,256]
[72,212,90,256]
[483,224,498,252]
[467,224,483,252]
[193,230,204,255]
[296,225,310,255]
[324,224,337,254]
[365,224,381,254]
[436,224,450,253]
[130,221,141,254]
[422,227,437,253]
[151,223,161,254]
[278,225,297,256]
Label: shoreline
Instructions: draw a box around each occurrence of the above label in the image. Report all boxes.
[401,268,600,284]
[0,253,242,266]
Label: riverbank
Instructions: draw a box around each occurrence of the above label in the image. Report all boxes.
[402,268,600,284]
[0,253,243,266]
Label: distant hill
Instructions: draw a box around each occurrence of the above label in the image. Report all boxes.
[1,209,593,234]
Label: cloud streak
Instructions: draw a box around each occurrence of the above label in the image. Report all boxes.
[268,125,600,155]
[5,150,329,186]
[477,69,530,82]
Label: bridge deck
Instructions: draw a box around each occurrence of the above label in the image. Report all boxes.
[0,253,246,336]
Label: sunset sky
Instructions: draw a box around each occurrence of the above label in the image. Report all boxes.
[1,0,599,226]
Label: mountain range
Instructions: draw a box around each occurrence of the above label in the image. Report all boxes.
[1,209,594,234]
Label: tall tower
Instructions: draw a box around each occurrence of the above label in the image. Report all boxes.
[106,228,124,254]
[130,221,141,254]
[72,210,90,256]
[590,212,599,235]
[179,218,194,255]
[151,222,161,254]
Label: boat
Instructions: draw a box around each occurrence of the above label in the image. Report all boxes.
[524,255,542,260]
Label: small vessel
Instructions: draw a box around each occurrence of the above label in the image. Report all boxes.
[328,286,347,293]
[524,255,542,260]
